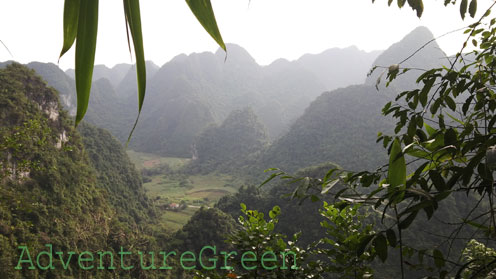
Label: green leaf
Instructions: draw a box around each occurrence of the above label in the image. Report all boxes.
[399,211,417,229]
[433,249,445,268]
[357,234,374,257]
[445,95,456,110]
[321,178,339,194]
[388,138,406,188]
[123,0,147,143]
[460,0,468,19]
[420,78,435,107]
[469,0,477,18]
[185,0,226,52]
[397,0,406,8]
[407,0,424,17]
[74,0,99,126]
[424,123,436,138]
[59,0,80,59]
[386,229,397,247]
[429,170,446,191]
[444,128,457,146]
[446,112,465,125]
[259,171,284,188]
[373,234,388,262]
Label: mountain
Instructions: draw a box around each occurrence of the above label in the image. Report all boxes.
[0,63,165,278]
[106,44,379,157]
[261,26,443,174]
[4,43,379,159]
[365,26,447,91]
[116,60,160,99]
[261,84,393,173]
[297,46,381,90]
[189,107,269,174]
[0,61,77,114]
[66,63,132,88]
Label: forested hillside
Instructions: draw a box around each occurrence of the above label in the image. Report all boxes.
[2,17,493,278]
[59,44,378,158]
[189,107,269,174]
[260,26,445,174]
[0,63,168,279]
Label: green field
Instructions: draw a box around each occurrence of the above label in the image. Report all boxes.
[127,150,238,231]
[127,150,190,171]
[161,207,200,231]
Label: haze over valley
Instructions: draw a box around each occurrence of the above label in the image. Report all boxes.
[1,21,490,278]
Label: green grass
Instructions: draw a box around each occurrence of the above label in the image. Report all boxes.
[127,150,240,232]
[145,173,236,204]
[146,173,237,232]
[161,207,199,231]
[126,150,190,171]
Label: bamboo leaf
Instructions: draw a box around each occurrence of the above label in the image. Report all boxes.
[60,0,80,60]
[74,0,99,126]
[185,0,226,51]
[123,0,147,143]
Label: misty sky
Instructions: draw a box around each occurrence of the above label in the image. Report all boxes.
[0,0,489,70]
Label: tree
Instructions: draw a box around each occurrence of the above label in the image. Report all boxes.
[259,0,496,278]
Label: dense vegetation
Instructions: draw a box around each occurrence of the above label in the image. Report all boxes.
[0,63,169,279]
[3,2,496,274]
[189,107,269,174]
[56,44,378,158]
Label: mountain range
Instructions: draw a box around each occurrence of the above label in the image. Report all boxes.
[2,26,444,176]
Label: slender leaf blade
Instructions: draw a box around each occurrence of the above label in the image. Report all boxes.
[123,0,146,111]
[123,0,147,143]
[74,0,99,126]
[185,0,226,51]
[60,0,80,59]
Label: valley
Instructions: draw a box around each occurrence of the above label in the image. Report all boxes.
[1,20,494,278]
[127,150,238,231]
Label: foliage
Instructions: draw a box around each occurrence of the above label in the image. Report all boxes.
[0,63,169,278]
[460,239,496,278]
[317,202,376,278]
[0,119,51,180]
[78,122,156,225]
[261,2,496,277]
[171,207,237,253]
[189,107,269,175]
[194,205,316,279]
[373,0,480,19]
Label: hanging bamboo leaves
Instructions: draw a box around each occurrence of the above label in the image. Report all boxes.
[59,0,80,59]
[59,0,226,137]
[74,0,99,126]
[123,0,146,143]
[185,0,226,51]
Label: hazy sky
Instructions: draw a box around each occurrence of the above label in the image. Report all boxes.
[0,0,490,70]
